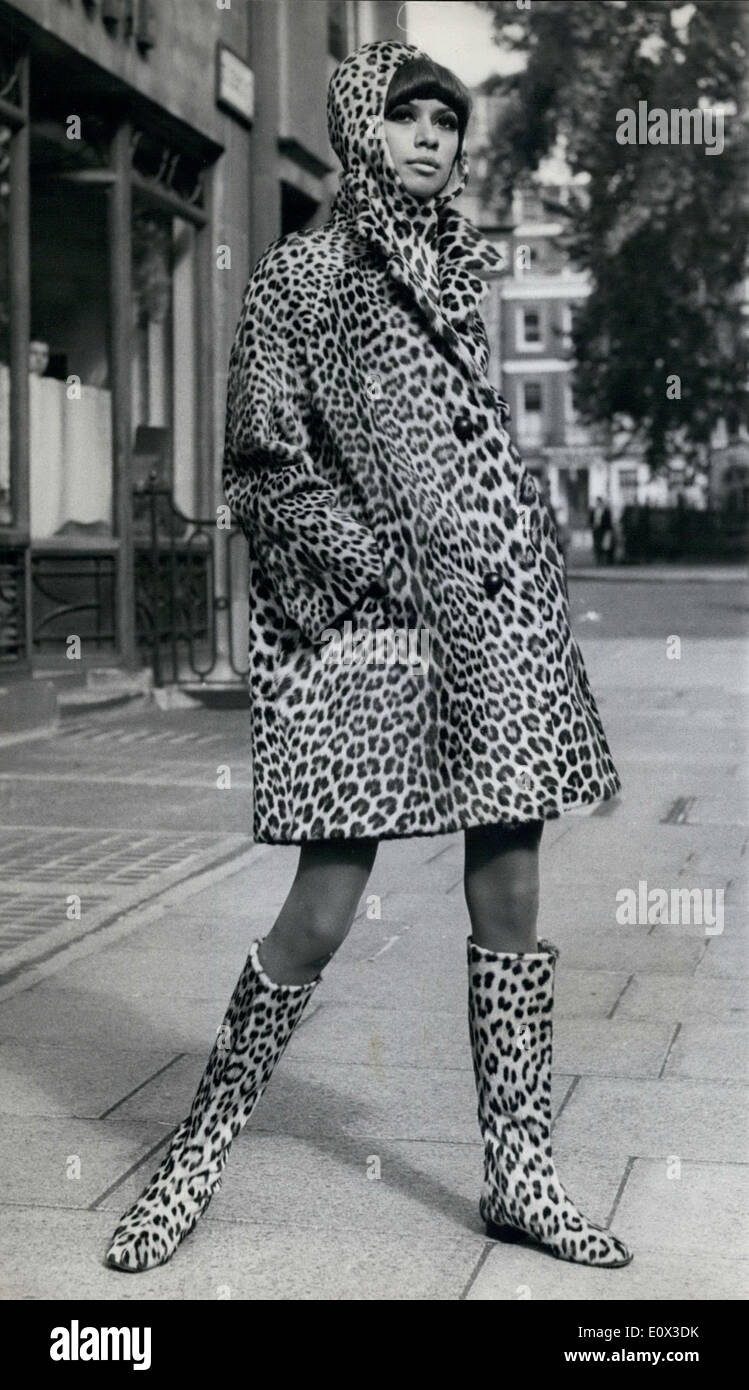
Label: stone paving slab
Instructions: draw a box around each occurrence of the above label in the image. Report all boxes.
[545,1018,673,1077]
[554,1077,748,1162]
[614,973,746,1023]
[0,1041,179,1118]
[362,890,472,931]
[0,1116,166,1207]
[122,905,425,959]
[96,1133,628,1241]
[283,1004,472,1070]
[108,1053,575,1143]
[0,983,237,1048]
[316,957,632,1016]
[9,942,271,1003]
[543,843,735,884]
[644,919,733,945]
[615,1159,749,1258]
[568,821,747,864]
[0,1207,486,1301]
[695,938,749,978]
[467,1247,749,1301]
[311,917,631,1015]
[283,1003,672,1079]
[84,905,262,957]
[544,930,705,974]
[661,1021,749,1082]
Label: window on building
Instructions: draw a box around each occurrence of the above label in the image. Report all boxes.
[519,307,542,348]
[327,0,348,59]
[723,464,749,513]
[29,127,114,540]
[520,380,544,443]
[563,303,583,351]
[619,468,639,503]
[520,188,545,220]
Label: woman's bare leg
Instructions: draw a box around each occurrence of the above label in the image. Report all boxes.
[463,820,544,954]
[258,837,379,984]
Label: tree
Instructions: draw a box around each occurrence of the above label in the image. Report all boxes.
[477,0,749,471]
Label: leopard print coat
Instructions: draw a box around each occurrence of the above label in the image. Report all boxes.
[222,39,621,844]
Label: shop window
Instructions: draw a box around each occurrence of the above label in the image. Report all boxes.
[327,0,349,59]
[0,123,10,525]
[29,165,113,540]
[131,206,198,517]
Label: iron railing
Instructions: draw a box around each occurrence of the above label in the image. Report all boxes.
[134,474,248,687]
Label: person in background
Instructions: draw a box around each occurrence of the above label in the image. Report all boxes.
[590,495,614,564]
[29,339,50,377]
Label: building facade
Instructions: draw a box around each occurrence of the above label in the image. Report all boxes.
[0,0,401,688]
[461,97,711,552]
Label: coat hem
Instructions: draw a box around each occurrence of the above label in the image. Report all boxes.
[250,779,622,845]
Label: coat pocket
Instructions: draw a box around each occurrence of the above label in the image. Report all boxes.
[270,561,392,699]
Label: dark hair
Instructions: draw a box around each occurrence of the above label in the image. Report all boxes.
[384,56,472,150]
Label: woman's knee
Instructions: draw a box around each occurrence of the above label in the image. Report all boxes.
[294,907,355,964]
[467,870,538,921]
[271,838,378,966]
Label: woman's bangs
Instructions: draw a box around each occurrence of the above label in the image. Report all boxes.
[383,57,472,132]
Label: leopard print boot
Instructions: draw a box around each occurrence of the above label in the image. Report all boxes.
[467,936,632,1268]
[105,939,321,1272]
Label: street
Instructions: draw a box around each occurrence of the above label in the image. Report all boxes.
[0,573,746,1299]
[568,575,749,640]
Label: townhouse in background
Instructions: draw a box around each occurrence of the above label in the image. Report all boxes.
[0,0,402,698]
[461,93,731,552]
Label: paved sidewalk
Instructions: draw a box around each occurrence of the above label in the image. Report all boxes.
[0,636,746,1299]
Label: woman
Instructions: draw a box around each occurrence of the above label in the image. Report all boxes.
[105,39,632,1274]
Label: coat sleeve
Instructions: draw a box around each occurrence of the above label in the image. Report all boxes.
[222,244,385,644]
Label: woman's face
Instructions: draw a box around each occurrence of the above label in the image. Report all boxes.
[383,97,460,200]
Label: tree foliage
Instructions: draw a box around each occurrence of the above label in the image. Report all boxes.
[478,0,749,470]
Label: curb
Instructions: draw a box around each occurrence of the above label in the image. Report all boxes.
[567,567,747,583]
[0,841,268,1003]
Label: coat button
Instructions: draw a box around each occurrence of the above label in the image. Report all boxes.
[518,472,537,505]
[453,410,476,443]
[483,570,504,598]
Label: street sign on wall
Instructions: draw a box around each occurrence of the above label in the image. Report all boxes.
[216,43,254,127]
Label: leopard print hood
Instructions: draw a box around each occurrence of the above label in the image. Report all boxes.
[327,40,507,350]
